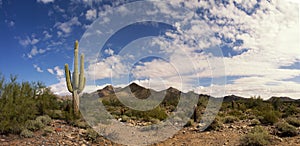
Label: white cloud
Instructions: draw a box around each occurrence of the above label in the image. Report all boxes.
[17,36,40,47]
[48,66,69,95]
[85,9,97,20]
[80,0,300,99]
[54,17,81,35]
[86,55,128,79]
[47,68,54,74]
[33,64,43,73]
[37,0,54,4]
[104,48,114,55]
[27,46,48,58]
[49,78,69,95]
[43,31,52,39]
[54,66,64,77]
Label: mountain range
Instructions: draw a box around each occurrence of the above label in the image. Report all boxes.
[91,82,299,103]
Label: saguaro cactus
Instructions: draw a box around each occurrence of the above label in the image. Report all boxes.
[65,40,86,115]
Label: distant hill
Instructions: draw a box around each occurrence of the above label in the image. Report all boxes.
[267,96,296,102]
[92,83,296,103]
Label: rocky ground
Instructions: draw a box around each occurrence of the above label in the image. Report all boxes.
[1,119,300,146]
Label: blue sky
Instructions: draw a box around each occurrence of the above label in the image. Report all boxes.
[1,0,300,99]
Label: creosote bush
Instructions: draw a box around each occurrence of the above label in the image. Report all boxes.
[240,126,272,146]
[20,129,34,138]
[223,116,238,124]
[275,122,298,137]
[36,115,52,126]
[286,117,300,127]
[25,120,44,132]
[0,74,62,134]
[205,117,223,131]
[258,110,279,125]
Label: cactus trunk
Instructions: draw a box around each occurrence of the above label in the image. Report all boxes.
[73,90,79,114]
[65,40,86,115]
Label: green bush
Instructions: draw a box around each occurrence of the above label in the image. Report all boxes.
[205,117,223,131]
[86,128,100,143]
[74,119,89,129]
[249,119,261,126]
[20,129,34,138]
[0,74,62,134]
[240,126,271,146]
[25,120,44,131]
[227,110,245,119]
[47,110,64,119]
[282,105,299,118]
[36,115,51,126]
[124,106,167,121]
[42,126,54,136]
[275,122,298,137]
[286,117,300,127]
[258,110,279,125]
[223,116,238,124]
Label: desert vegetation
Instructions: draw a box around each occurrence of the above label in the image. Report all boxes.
[0,75,300,145]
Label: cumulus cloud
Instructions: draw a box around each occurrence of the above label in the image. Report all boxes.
[33,64,43,73]
[85,9,97,20]
[54,17,81,35]
[48,66,69,95]
[17,36,40,47]
[27,46,49,59]
[43,31,52,39]
[47,68,54,74]
[80,0,300,99]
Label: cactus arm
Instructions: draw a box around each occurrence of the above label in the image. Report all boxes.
[78,53,85,93]
[78,77,86,93]
[73,40,79,89]
[65,64,73,93]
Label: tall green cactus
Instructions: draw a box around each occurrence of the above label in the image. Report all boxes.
[65,40,86,114]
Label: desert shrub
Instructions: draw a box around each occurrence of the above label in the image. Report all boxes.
[227,110,244,119]
[282,105,299,118]
[240,126,271,146]
[205,117,223,131]
[286,117,300,127]
[271,98,282,111]
[86,128,100,143]
[74,119,89,129]
[36,115,51,126]
[42,126,54,136]
[25,120,44,131]
[0,74,62,134]
[20,129,34,138]
[246,96,265,109]
[223,116,238,124]
[125,106,167,121]
[47,110,64,119]
[258,110,279,125]
[249,119,261,126]
[275,122,298,137]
